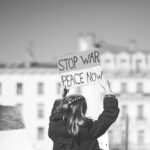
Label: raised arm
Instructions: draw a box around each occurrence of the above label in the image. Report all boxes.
[89,73,120,138]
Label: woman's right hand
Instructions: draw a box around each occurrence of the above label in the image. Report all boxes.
[98,72,112,94]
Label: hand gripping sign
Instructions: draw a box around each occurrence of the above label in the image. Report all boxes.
[57,49,102,88]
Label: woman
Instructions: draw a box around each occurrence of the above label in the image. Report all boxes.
[48,74,119,150]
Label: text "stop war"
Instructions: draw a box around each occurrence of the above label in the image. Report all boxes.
[57,50,101,73]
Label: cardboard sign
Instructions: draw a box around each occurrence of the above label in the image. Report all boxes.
[57,49,102,88]
[61,66,102,88]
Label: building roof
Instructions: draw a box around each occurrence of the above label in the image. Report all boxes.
[100,43,150,54]
[0,62,58,74]
[0,62,57,69]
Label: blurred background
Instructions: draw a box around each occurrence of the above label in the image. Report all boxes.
[0,0,150,150]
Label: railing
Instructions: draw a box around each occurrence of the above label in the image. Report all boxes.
[114,92,150,98]
[103,69,150,77]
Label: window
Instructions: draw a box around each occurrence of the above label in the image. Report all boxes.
[56,82,61,94]
[137,130,144,145]
[121,105,127,120]
[121,82,127,93]
[37,127,44,140]
[38,82,44,95]
[16,83,23,95]
[137,105,144,120]
[0,83,2,95]
[37,103,44,118]
[136,82,143,93]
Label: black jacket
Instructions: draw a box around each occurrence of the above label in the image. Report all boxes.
[48,95,119,150]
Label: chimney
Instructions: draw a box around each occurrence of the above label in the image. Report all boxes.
[78,33,88,52]
[78,33,95,52]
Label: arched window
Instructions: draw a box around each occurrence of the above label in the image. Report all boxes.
[137,105,144,120]
[16,83,23,95]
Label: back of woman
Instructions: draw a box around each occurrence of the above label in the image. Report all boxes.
[48,75,120,150]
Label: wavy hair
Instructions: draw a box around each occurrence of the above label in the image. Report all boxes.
[62,94,87,136]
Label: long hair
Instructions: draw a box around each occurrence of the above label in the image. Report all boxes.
[62,94,87,136]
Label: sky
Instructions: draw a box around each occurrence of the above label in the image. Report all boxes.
[0,0,150,63]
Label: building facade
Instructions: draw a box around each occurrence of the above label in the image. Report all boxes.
[0,34,150,150]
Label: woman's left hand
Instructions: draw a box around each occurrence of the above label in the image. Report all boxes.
[59,85,69,99]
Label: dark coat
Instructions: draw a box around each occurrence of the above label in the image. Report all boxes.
[48,95,119,150]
